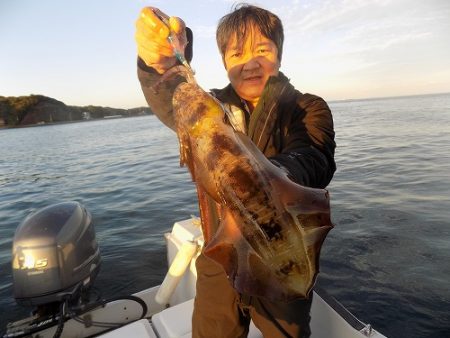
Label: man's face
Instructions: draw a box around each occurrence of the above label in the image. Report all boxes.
[224,25,280,110]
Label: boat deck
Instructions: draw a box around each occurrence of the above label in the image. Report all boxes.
[100,290,382,338]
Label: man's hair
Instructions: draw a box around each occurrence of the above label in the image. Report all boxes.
[216,4,284,61]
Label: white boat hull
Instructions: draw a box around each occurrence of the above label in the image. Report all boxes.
[5,218,387,338]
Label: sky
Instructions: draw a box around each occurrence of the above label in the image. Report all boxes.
[1,0,449,108]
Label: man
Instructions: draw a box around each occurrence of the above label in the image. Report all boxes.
[135,4,336,337]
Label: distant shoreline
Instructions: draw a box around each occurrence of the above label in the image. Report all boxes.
[328,91,450,104]
[2,92,448,129]
[0,94,153,128]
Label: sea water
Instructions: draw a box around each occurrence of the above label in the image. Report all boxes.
[1,93,449,337]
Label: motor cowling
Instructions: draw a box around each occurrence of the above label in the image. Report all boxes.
[12,201,101,307]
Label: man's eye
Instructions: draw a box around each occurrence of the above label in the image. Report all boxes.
[231,52,241,58]
[257,48,268,54]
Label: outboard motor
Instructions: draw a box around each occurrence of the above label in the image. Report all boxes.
[4,202,149,338]
[12,201,101,309]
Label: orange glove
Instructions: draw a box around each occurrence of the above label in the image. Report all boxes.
[135,7,187,74]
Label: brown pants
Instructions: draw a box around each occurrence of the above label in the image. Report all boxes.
[192,253,312,338]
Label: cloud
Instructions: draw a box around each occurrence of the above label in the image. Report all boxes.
[276,0,449,42]
[276,0,450,73]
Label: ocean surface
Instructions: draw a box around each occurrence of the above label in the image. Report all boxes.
[1,93,449,337]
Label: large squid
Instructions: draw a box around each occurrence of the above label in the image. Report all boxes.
[156,66,333,302]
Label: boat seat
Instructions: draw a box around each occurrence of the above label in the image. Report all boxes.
[152,299,263,338]
[99,318,157,338]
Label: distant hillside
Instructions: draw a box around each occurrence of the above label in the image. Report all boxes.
[0,95,153,127]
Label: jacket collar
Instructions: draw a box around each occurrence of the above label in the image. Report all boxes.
[248,72,297,149]
[211,72,297,151]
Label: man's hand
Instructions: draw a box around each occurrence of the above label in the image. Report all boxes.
[135,7,187,74]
